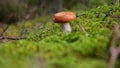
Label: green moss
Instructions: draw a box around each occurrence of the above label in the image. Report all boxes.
[0,3,120,68]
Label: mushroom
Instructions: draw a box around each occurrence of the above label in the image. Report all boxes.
[53,11,76,34]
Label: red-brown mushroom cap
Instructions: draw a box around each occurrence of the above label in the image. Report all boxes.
[53,12,76,23]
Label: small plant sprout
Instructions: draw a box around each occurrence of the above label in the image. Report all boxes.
[53,11,76,34]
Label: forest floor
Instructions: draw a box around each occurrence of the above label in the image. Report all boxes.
[0,3,120,68]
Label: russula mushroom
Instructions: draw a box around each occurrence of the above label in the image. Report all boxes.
[53,11,76,34]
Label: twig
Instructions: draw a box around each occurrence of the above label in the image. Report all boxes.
[102,9,112,22]
[111,15,120,19]
[109,46,119,68]
[108,23,120,68]
[104,14,120,26]
[0,36,26,40]
[78,23,89,36]
[105,16,111,26]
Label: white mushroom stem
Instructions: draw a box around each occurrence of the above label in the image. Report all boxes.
[60,23,72,34]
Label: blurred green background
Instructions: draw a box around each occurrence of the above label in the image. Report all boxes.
[0,0,120,68]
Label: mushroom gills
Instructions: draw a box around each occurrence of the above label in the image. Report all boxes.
[60,23,71,34]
